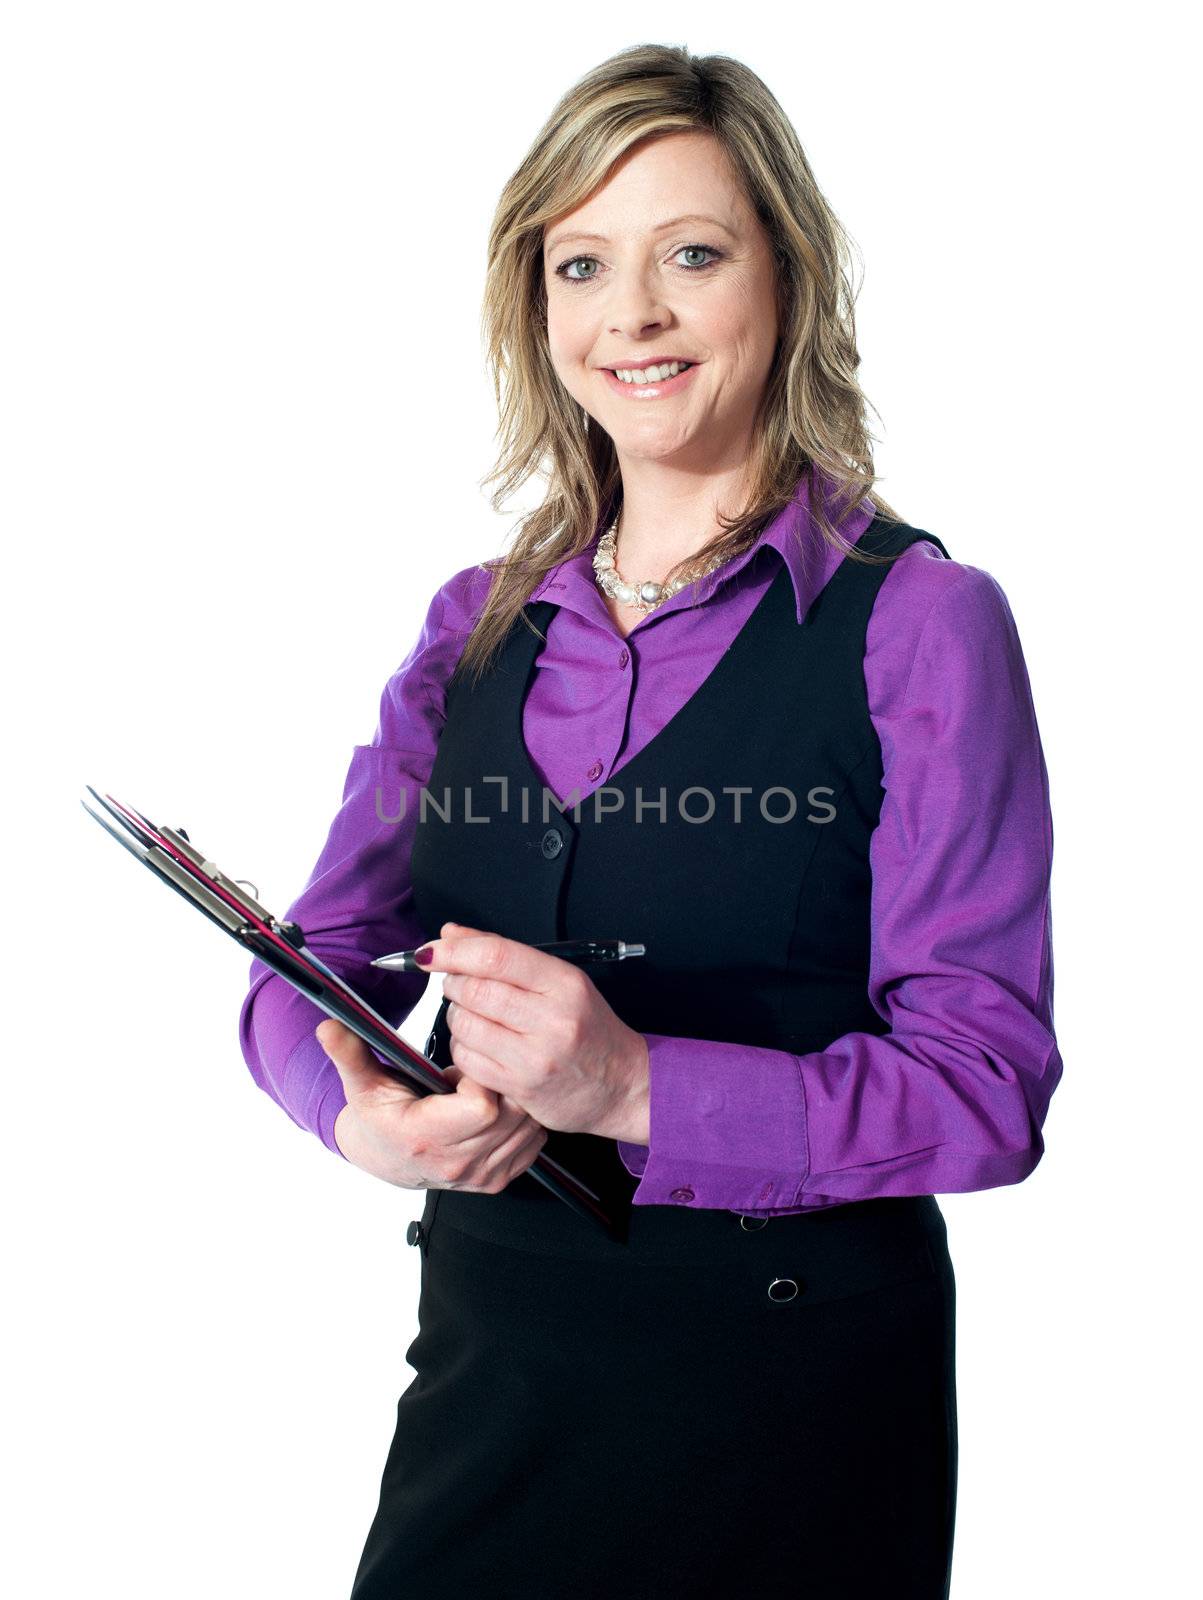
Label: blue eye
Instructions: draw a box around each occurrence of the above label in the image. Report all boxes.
[554,244,724,284]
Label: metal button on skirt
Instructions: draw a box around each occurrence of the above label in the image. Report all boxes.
[348,1176,957,1600]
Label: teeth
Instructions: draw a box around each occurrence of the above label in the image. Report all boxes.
[611,361,692,384]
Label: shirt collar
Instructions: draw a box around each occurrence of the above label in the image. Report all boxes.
[527,469,878,627]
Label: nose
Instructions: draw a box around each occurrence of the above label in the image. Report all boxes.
[610,313,671,348]
[607,270,672,344]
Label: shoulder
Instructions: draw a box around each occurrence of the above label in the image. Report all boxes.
[877,535,1004,628]
[867,537,1027,716]
[371,560,500,747]
[435,558,502,637]
[407,556,502,662]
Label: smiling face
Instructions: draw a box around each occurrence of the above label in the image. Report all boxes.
[543,131,781,473]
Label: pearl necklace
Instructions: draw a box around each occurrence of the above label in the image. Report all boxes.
[592,520,729,615]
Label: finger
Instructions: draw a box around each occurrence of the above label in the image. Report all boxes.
[440,1061,513,1105]
[432,1074,511,1147]
[498,1091,532,1118]
[419,928,561,1002]
[444,976,538,1040]
[451,1071,500,1112]
[447,1011,529,1083]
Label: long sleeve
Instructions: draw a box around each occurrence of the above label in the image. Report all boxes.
[237,565,489,1158]
[616,562,1063,1211]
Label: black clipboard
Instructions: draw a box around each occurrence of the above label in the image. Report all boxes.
[80,785,619,1237]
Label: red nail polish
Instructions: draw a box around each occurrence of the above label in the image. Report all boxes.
[414,944,435,966]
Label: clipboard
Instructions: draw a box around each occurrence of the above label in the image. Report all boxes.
[80,785,620,1237]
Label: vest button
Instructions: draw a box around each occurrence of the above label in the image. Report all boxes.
[540,828,564,859]
[767,1277,800,1302]
[587,759,603,781]
[618,647,629,668]
[669,1186,695,1203]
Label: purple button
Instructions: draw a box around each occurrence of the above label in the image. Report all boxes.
[670,1186,695,1204]
[618,647,629,668]
[587,759,603,781]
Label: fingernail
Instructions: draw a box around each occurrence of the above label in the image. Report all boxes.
[414,944,435,966]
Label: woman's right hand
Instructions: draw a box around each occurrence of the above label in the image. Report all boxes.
[319,1018,549,1192]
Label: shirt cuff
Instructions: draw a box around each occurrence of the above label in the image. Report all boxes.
[316,1074,350,1160]
[616,1033,810,1211]
[274,1028,350,1160]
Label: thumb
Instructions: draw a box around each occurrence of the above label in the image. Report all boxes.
[316,1019,401,1102]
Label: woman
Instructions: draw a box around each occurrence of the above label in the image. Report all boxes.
[239,44,1062,1599]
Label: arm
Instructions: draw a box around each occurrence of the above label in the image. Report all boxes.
[237,565,492,1158]
[615,560,1064,1211]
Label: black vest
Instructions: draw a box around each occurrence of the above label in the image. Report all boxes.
[410,517,949,1221]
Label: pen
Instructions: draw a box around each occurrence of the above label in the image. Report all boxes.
[371,938,647,972]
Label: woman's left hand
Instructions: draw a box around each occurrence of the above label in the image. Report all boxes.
[418,921,651,1142]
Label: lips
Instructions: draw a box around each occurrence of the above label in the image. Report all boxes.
[602,357,696,372]
[601,362,700,397]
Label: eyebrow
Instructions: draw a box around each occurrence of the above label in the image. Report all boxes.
[545,213,737,254]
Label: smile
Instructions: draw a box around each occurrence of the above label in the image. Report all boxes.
[601,362,700,399]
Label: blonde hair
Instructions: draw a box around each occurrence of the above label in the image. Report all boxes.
[456,41,904,689]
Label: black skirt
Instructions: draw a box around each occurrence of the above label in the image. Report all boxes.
[348,1173,957,1600]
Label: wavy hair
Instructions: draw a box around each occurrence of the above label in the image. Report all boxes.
[455,41,904,689]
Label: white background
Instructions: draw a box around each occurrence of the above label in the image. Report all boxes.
[3,3,1198,1595]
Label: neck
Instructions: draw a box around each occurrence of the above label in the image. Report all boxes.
[608,462,752,581]
[612,528,711,582]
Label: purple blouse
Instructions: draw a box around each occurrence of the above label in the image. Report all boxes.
[238,475,1063,1213]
